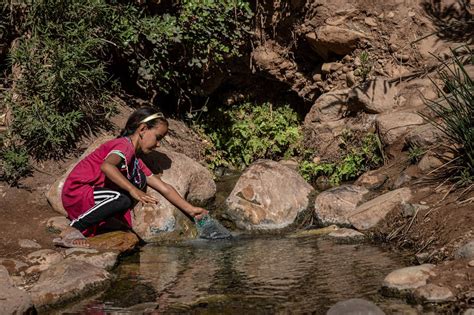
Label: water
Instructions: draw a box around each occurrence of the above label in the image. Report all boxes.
[65,235,411,314]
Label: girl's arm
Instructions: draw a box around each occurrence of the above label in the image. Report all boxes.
[101,154,159,204]
[146,174,208,219]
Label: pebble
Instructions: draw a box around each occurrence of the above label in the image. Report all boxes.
[364,17,378,27]
[387,12,395,18]
[408,11,416,17]
[468,260,474,267]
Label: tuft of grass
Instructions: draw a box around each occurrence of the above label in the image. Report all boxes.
[421,46,473,186]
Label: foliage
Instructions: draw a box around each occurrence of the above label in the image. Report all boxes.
[354,50,372,82]
[197,102,301,169]
[407,145,424,164]
[0,144,30,184]
[299,132,383,185]
[421,46,473,185]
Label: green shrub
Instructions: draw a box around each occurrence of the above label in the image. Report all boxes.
[0,145,30,184]
[421,47,473,185]
[198,102,302,169]
[299,132,383,185]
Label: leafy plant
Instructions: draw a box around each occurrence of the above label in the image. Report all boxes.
[421,46,473,185]
[197,102,302,169]
[0,144,30,184]
[354,50,372,82]
[407,145,424,164]
[299,132,383,186]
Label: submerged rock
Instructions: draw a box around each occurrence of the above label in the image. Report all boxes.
[288,225,339,238]
[87,231,139,252]
[225,160,313,230]
[327,228,366,242]
[327,298,385,315]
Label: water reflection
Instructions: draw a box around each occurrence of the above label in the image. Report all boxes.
[69,236,408,314]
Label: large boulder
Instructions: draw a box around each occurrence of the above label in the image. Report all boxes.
[349,188,413,231]
[313,185,370,227]
[306,26,368,60]
[134,148,216,241]
[225,160,313,230]
[0,266,34,314]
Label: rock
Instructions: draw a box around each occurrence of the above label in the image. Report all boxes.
[455,240,474,259]
[65,249,118,270]
[348,77,399,114]
[226,160,313,230]
[327,228,366,242]
[464,309,474,315]
[349,188,413,230]
[414,284,455,303]
[134,148,216,241]
[87,231,139,252]
[314,185,370,227]
[346,71,356,87]
[0,258,28,274]
[364,17,378,27]
[418,153,443,172]
[382,264,436,296]
[405,124,443,148]
[0,266,34,314]
[376,112,425,146]
[322,62,343,74]
[306,26,368,60]
[393,172,412,189]
[327,298,385,315]
[278,159,299,172]
[46,136,114,216]
[469,260,474,267]
[18,239,41,249]
[28,258,110,309]
[304,89,350,123]
[46,216,71,233]
[25,249,64,274]
[354,170,388,190]
[289,225,339,238]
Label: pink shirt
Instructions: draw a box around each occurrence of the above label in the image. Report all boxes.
[61,137,152,225]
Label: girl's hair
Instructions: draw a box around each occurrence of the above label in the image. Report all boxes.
[120,106,168,137]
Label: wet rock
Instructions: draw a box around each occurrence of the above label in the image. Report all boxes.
[413,284,455,303]
[65,248,118,270]
[25,249,64,274]
[327,298,384,315]
[327,228,366,242]
[28,258,110,309]
[455,240,474,259]
[304,89,350,123]
[18,239,41,249]
[382,264,436,296]
[289,225,339,238]
[349,187,413,231]
[87,231,139,252]
[46,216,71,233]
[354,170,388,190]
[314,185,369,227]
[306,26,368,60]
[348,77,399,114]
[0,266,34,314]
[376,112,425,146]
[226,160,313,230]
[0,258,28,274]
[135,147,216,241]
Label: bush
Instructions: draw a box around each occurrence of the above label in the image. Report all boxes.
[0,144,30,184]
[197,102,301,169]
[421,47,473,185]
[299,131,383,185]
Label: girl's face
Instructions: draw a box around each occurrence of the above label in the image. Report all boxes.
[139,123,168,153]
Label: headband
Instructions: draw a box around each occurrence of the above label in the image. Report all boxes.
[140,113,164,124]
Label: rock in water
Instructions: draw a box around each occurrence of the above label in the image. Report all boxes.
[195,215,232,240]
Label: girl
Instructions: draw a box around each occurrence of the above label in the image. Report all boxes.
[54,106,208,247]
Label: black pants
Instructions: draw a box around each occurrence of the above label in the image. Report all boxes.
[71,171,146,232]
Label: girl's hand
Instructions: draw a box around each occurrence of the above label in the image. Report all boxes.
[190,207,209,220]
[130,188,159,204]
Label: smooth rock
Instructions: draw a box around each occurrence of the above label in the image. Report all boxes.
[349,188,413,230]
[25,249,64,274]
[414,284,455,303]
[348,77,398,114]
[405,124,443,148]
[314,185,370,227]
[65,250,118,271]
[87,231,139,252]
[226,160,313,230]
[327,228,366,242]
[18,239,41,249]
[304,89,350,123]
[46,216,71,233]
[469,260,474,267]
[455,240,474,259]
[289,225,339,238]
[382,264,436,294]
[327,298,385,315]
[0,266,34,314]
[376,112,425,146]
[354,170,388,190]
[28,258,110,309]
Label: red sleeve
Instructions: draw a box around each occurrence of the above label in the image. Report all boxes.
[138,158,153,176]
